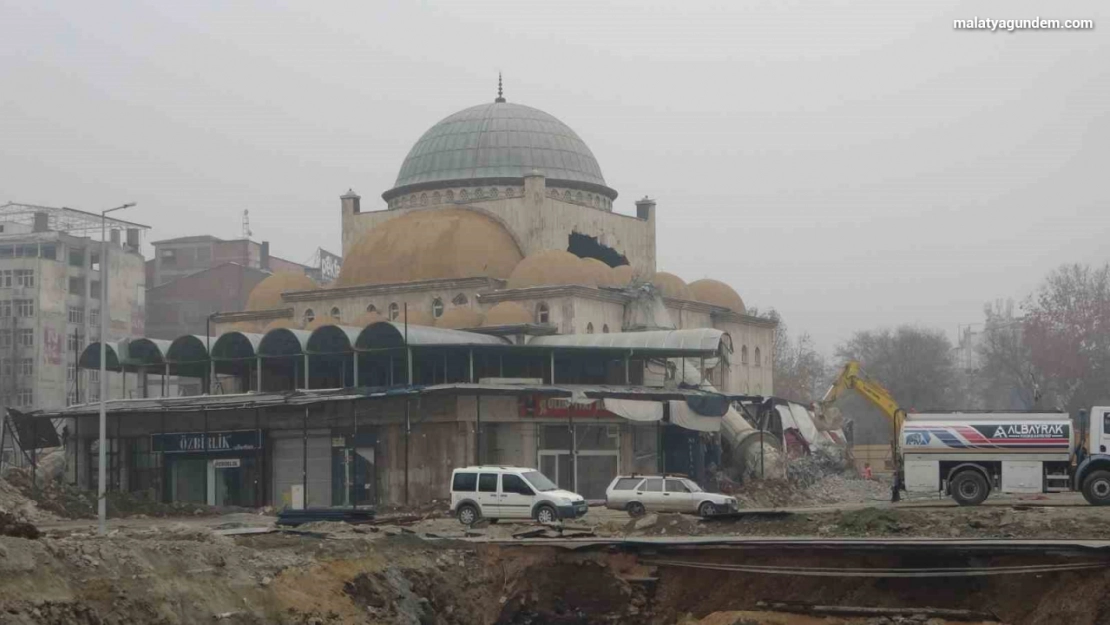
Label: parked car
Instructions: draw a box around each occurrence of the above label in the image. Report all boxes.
[605,474,737,517]
[450,466,588,525]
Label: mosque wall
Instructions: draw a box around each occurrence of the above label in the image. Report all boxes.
[714,317,775,396]
[341,174,656,279]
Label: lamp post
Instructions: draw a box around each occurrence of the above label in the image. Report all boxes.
[98,202,135,536]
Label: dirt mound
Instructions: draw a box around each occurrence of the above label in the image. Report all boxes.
[4,468,221,519]
[0,472,52,524]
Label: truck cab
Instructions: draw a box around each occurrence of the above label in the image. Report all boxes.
[1075,407,1110,505]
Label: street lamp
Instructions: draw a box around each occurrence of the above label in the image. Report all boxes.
[98,202,135,536]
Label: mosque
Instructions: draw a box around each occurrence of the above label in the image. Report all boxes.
[218,82,775,397]
[46,83,778,509]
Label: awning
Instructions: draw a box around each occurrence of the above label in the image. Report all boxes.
[211,332,264,361]
[78,341,124,372]
[355,322,509,350]
[529,328,730,356]
[257,328,313,357]
[669,401,722,432]
[603,399,663,422]
[307,325,362,355]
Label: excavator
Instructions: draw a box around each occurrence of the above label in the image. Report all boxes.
[816,361,907,502]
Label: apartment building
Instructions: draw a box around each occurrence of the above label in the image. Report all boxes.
[0,203,147,466]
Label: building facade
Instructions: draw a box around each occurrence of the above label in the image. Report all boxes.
[0,203,147,466]
[33,89,781,505]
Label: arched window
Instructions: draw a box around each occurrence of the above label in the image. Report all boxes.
[452,293,468,306]
[564,190,572,201]
[446,190,454,202]
[504,188,513,198]
[433,191,440,204]
[741,345,749,365]
[459,189,468,201]
[602,324,609,333]
[420,193,428,206]
[330,307,341,322]
[366,304,377,313]
[586,322,594,334]
[303,309,315,324]
[388,303,399,321]
[489,188,498,199]
[432,298,444,319]
[536,302,550,324]
[754,347,762,367]
[576,191,583,202]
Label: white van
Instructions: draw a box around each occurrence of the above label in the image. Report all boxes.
[449,466,588,525]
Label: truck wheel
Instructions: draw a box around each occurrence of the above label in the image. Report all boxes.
[950,470,989,506]
[1082,470,1110,505]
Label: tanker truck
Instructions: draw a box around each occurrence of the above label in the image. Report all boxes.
[901,407,1110,506]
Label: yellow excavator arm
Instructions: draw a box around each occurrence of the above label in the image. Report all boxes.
[819,361,907,500]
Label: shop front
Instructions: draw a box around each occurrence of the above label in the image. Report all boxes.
[152,430,263,507]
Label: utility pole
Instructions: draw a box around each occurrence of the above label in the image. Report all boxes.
[98,202,135,536]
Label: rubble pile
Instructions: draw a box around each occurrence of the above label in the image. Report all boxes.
[723,448,890,508]
[0,472,54,525]
[4,468,221,519]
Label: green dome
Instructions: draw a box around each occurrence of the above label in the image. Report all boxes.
[383,101,616,201]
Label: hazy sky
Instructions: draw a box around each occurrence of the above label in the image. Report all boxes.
[2,0,1107,353]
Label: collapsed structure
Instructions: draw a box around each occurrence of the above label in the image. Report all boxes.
[21,87,790,508]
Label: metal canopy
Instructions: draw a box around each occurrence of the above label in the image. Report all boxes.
[124,338,172,366]
[355,321,508,351]
[77,342,123,372]
[166,335,214,364]
[306,325,362,355]
[211,331,264,361]
[529,328,730,355]
[257,328,313,357]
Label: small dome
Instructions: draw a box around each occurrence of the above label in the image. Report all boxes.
[437,307,484,329]
[689,278,746,313]
[337,208,523,287]
[611,265,635,285]
[482,301,533,326]
[246,273,317,311]
[394,309,435,327]
[652,272,692,300]
[507,250,596,289]
[263,318,300,332]
[580,257,618,287]
[350,311,386,327]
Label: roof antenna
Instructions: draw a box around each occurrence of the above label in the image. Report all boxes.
[495,72,505,103]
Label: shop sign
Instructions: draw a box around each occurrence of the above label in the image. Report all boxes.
[152,429,262,454]
[213,459,241,469]
[518,395,614,419]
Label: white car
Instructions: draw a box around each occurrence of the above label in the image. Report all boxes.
[605,474,737,517]
[449,466,588,525]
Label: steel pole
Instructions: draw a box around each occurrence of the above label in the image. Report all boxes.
[97,202,134,536]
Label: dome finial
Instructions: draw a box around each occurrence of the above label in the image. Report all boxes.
[495,72,505,103]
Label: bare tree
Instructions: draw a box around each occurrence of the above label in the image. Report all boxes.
[835,325,958,410]
[1020,263,1110,412]
[975,299,1039,409]
[749,307,829,403]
